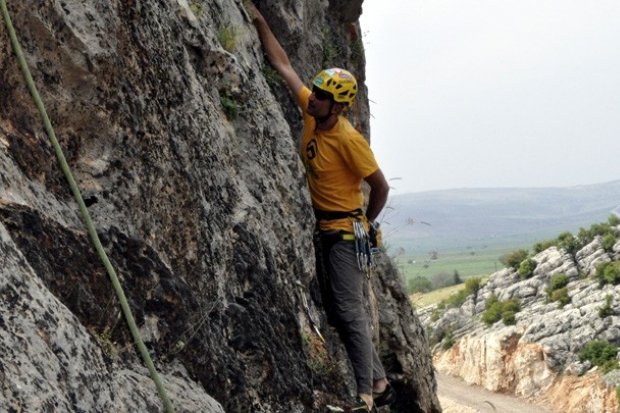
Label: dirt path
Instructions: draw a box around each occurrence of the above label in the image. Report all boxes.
[436,371,558,413]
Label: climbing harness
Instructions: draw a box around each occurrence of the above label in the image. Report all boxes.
[0,3,175,412]
[314,208,380,278]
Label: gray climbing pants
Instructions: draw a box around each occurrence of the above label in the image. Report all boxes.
[326,240,386,395]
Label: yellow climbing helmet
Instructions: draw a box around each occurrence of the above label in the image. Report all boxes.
[312,68,357,106]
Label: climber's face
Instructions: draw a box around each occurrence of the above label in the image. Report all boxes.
[308,86,334,118]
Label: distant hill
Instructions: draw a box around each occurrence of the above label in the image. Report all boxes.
[381,180,620,251]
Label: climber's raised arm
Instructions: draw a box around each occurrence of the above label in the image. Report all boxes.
[247,3,304,97]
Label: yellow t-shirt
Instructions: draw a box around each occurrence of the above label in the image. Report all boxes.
[297,87,379,232]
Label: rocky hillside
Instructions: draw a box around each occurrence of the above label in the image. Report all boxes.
[0,1,440,412]
[423,220,620,413]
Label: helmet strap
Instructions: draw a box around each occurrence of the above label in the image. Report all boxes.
[313,101,336,126]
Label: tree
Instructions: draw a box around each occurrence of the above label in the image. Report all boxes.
[430,272,457,290]
[453,270,462,285]
[408,276,432,294]
[465,277,483,313]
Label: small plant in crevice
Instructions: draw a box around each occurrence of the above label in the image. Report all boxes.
[301,331,335,377]
[598,294,616,319]
[550,287,570,308]
[545,273,571,308]
[441,329,455,350]
[321,27,340,68]
[263,65,284,92]
[349,37,364,66]
[190,1,205,19]
[89,311,123,358]
[219,89,240,120]
[218,24,238,53]
[426,325,436,346]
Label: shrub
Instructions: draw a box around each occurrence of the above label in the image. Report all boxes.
[502,310,517,325]
[465,277,483,298]
[549,273,569,290]
[485,294,499,309]
[589,223,612,237]
[579,340,619,373]
[599,295,616,318]
[609,214,620,227]
[445,289,469,308]
[501,249,528,269]
[481,296,520,326]
[518,258,537,280]
[502,297,521,314]
[550,287,570,308]
[595,262,620,286]
[545,273,571,308]
[603,233,617,253]
[442,330,455,350]
[533,239,556,254]
[557,231,581,256]
[578,221,614,248]
[481,301,502,326]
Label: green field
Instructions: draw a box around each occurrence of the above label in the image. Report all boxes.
[386,238,528,283]
[411,283,467,309]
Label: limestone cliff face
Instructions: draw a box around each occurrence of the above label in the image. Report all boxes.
[425,233,620,413]
[0,1,440,412]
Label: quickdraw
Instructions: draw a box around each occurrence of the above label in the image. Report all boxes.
[297,281,325,343]
[352,220,379,278]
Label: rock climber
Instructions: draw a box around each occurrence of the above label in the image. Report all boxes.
[247,2,396,411]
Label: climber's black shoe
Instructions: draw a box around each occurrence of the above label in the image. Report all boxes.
[372,383,396,408]
[350,396,375,412]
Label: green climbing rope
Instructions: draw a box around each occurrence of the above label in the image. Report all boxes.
[0,2,176,412]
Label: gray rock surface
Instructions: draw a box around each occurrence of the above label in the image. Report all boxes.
[1,0,440,412]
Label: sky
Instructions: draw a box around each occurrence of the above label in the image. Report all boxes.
[359,0,620,194]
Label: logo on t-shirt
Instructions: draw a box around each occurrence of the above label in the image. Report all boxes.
[304,139,319,179]
[306,139,317,160]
